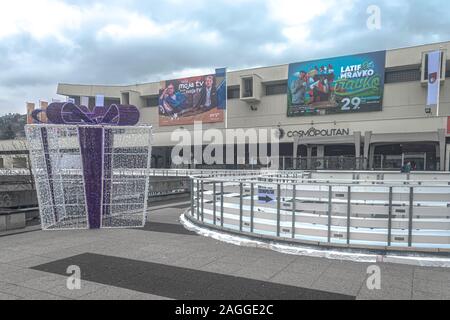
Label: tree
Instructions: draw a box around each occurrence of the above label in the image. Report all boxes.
[0,113,26,140]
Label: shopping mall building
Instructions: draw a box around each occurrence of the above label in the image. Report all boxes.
[49,41,450,171]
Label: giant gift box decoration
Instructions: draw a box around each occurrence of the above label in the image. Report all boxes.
[25,102,153,230]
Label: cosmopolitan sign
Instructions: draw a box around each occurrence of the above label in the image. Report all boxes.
[287,127,350,138]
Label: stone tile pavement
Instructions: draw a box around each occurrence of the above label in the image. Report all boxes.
[0,205,449,300]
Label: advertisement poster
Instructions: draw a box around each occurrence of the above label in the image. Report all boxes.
[426,50,441,107]
[26,102,35,124]
[39,100,49,123]
[159,68,226,126]
[287,51,386,117]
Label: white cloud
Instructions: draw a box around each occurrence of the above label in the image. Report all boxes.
[0,0,449,115]
[268,0,331,26]
[267,0,331,43]
[97,15,186,40]
[260,42,289,56]
[267,0,354,44]
[0,0,81,43]
[158,68,217,81]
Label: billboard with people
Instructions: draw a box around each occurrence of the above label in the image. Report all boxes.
[159,68,226,126]
[287,51,386,117]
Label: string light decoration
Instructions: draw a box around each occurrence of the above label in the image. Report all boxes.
[25,102,152,230]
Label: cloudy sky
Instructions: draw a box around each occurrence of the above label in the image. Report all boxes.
[0,0,449,115]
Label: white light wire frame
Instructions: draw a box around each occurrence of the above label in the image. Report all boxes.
[25,124,152,230]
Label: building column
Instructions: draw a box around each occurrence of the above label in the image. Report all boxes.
[438,128,446,171]
[317,145,325,158]
[368,144,376,170]
[316,145,324,169]
[363,131,372,170]
[293,139,298,169]
[354,131,361,170]
[307,145,313,170]
[446,145,450,171]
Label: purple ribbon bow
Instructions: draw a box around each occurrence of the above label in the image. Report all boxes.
[32,102,140,126]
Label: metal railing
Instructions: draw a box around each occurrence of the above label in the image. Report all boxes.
[281,156,366,171]
[5,168,450,185]
[187,172,450,252]
[3,166,450,249]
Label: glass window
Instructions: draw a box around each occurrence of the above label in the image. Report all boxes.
[146,96,159,107]
[68,96,81,105]
[385,69,421,83]
[104,98,120,107]
[12,157,27,169]
[266,83,287,95]
[242,78,253,97]
[227,86,240,99]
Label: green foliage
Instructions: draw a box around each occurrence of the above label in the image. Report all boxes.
[0,113,26,140]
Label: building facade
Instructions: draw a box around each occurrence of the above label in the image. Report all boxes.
[54,41,450,171]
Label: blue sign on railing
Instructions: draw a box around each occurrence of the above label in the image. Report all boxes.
[258,186,275,203]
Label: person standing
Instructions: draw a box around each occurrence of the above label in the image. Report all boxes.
[196,75,217,111]
[401,161,412,173]
[159,83,186,119]
[291,71,307,105]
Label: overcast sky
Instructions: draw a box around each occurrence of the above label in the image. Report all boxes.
[0,0,449,115]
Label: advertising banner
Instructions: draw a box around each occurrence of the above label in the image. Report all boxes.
[39,101,49,123]
[287,51,386,117]
[426,50,441,107]
[159,68,226,126]
[26,102,35,124]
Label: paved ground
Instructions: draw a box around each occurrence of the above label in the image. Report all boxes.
[1,201,450,300]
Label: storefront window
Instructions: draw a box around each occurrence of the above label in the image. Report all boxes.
[372,143,438,171]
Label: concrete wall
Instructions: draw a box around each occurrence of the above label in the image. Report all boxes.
[0,139,29,169]
[0,212,26,231]
[0,155,29,169]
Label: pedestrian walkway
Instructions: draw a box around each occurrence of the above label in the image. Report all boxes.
[0,204,449,300]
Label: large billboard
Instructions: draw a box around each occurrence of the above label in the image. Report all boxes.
[287,51,386,117]
[159,68,226,126]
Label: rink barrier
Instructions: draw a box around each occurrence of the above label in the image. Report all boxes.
[184,171,450,253]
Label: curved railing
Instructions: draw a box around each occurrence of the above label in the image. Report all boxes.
[5,167,450,183]
[185,171,450,252]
